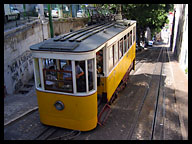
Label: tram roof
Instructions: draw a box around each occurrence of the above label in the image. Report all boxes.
[30,20,136,53]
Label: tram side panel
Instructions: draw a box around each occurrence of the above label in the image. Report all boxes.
[36,90,98,131]
[106,44,136,102]
[97,77,107,96]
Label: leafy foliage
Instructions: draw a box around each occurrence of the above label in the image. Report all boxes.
[101,4,173,45]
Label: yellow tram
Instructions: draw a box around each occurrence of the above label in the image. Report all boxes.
[30,19,136,131]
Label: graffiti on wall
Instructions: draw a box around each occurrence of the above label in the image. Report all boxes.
[7,51,33,91]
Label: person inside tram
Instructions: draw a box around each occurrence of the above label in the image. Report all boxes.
[96,50,103,74]
[62,61,84,81]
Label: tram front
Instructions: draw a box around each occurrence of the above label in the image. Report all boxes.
[30,40,97,131]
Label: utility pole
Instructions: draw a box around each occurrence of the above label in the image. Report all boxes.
[70,4,72,17]
[48,4,54,38]
[38,4,45,21]
[23,4,26,19]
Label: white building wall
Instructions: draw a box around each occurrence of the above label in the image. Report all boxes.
[172,4,188,73]
[178,4,188,73]
[144,27,151,42]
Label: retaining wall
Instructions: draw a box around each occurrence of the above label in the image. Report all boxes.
[4,18,88,94]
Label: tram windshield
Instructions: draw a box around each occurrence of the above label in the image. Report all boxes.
[34,58,95,94]
[43,59,73,93]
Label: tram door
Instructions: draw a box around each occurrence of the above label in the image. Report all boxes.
[96,48,104,104]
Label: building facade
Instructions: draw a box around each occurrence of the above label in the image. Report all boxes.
[171,4,188,73]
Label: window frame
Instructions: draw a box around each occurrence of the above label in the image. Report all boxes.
[34,57,96,96]
[130,30,132,47]
[127,33,130,50]
[75,60,87,93]
[87,59,94,92]
[119,38,123,59]
[33,58,41,88]
[133,26,136,43]
[43,68,74,93]
[124,35,127,53]
[114,43,118,65]
[108,45,114,72]
[42,59,74,93]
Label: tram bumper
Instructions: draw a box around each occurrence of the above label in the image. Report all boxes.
[36,90,98,131]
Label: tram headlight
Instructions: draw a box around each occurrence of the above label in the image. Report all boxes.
[54,101,64,111]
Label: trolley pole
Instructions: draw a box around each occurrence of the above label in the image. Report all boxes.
[48,4,54,38]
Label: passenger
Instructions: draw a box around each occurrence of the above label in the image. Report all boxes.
[75,62,84,79]
[63,61,84,80]
[96,51,103,74]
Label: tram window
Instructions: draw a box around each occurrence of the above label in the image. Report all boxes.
[114,44,118,65]
[75,61,86,92]
[133,26,136,42]
[34,58,41,88]
[88,59,94,91]
[119,39,123,59]
[43,59,56,69]
[60,60,67,69]
[130,30,132,47]
[43,59,73,93]
[127,33,130,49]
[124,35,127,53]
[96,49,103,75]
[108,45,114,72]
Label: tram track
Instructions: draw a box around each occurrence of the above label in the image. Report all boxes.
[126,47,165,140]
[4,105,81,140]
[46,130,81,140]
[151,47,166,140]
[133,48,159,74]
[4,106,38,127]
[34,125,81,140]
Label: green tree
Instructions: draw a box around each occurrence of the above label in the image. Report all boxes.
[101,4,173,47]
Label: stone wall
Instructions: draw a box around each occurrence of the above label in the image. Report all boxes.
[52,18,88,36]
[4,20,44,94]
[4,18,88,94]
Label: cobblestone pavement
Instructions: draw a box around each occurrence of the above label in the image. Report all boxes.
[4,86,38,125]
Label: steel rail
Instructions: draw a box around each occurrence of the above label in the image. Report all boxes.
[46,130,81,140]
[126,47,164,140]
[151,47,166,140]
[133,48,157,74]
